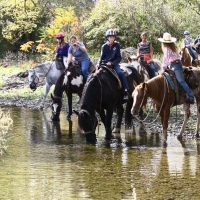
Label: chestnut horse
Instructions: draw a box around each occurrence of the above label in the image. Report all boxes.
[131,68,200,143]
[180,46,198,67]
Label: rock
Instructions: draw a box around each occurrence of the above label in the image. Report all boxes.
[121,47,137,63]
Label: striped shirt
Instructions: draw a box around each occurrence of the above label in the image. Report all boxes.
[162,47,180,68]
[137,42,151,54]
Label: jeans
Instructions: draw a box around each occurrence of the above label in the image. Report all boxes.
[80,59,90,79]
[170,63,194,100]
[149,62,156,78]
[113,65,128,90]
[63,56,67,68]
[187,47,196,60]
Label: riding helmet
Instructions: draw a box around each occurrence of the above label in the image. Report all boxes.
[56,33,65,39]
[184,30,190,35]
[106,29,117,37]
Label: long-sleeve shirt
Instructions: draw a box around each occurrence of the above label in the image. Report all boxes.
[98,41,121,66]
[162,47,180,68]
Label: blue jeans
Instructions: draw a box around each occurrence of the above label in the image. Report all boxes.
[80,59,90,79]
[187,47,196,60]
[113,65,128,90]
[149,62,156,78]
[170,63,194,100]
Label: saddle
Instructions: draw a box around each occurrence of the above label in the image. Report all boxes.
[55,58,65,70]
[100,65,122,89]
[71,60,96,77]
[163,68,198,105]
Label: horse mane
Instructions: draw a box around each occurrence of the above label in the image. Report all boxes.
[80,71,102,115]
[53,72,65,98]
[146,75,164,94]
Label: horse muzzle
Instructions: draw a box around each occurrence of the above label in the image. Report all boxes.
[131,108,139,116]
[30,83,37,91]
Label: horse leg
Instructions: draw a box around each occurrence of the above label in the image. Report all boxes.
[124,99,133,129]
[112,104,124,133]
[177,103,190,139]
[105,106,114,140]
[67,92,72,120]
[40,83,51,109]
[196,99,200,138]
[157,105,170,143]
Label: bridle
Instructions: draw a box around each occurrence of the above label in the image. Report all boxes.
[51,95,62,115]
[79,109,98,134]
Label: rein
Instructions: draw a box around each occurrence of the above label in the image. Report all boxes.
[80,109,97,134]
[135,76,168,125]
[31,62,53,87]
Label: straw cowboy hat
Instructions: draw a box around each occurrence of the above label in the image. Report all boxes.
[158,32,177,43]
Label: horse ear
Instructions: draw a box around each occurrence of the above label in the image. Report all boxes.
[133,80,138,88]
[127,56,132,63]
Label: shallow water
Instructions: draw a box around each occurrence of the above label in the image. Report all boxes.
[0,106,200,200]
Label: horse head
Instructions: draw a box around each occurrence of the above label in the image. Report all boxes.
[180,46,192,66]
[28,69,39,91]
[131,82,148,116]
[76,109,97,143]
[51,93,62,121]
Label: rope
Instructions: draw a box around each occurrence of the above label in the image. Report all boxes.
[134,76,167,125]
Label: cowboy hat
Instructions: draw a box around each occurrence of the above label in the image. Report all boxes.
[158,32,177,43]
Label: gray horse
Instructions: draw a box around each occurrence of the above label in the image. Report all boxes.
[28,61,63,109]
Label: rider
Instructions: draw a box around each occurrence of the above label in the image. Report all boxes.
[96,29,129,100]
[137,31,156,78]
[183,30,197,62]
[55,33,70,68]
[158,32,194,104]
[66,35,91,80]
[194,34,200,54]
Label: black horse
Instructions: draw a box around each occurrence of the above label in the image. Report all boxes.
[51,60,95,121]
[76,64,142,143]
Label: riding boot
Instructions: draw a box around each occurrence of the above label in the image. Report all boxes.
[123,91,129,101]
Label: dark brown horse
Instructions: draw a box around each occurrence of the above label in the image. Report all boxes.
[180,46,198,67]
[75,65,142,143]
[131,68,200,143]
[51,61,95,121]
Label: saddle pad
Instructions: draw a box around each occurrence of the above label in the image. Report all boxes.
[120,64,132,76]
[163,72,175,90]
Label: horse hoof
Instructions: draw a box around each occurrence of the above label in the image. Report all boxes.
[112,128,120,133]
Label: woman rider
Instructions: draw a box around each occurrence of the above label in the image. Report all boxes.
[137,32,156,78]
[55,33,70,68]
[66,35,91,80]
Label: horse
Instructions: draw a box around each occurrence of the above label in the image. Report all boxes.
[131,68,200,143]
[179,46,198,67]
[127,56,162,82]
[28,60,64,109]
[51,61,96,121]
[74,64,142,143]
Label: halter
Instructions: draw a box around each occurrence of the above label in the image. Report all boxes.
[30,62,53,90]
[134,76,169,125]
[51,95,62,115]
[80,109,97,134]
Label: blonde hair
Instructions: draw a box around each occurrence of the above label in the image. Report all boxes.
[162,42,177,52]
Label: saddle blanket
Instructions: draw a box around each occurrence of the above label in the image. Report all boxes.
[163,72,175,90]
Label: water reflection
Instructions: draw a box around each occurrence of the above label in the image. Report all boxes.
[0,107,200,199]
